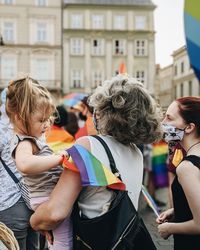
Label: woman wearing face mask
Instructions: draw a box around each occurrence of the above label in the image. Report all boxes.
[156,97,200,250]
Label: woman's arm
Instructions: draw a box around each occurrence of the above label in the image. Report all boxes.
[30,168,82,230]
[158,160,200,238]
[15,140,63,174]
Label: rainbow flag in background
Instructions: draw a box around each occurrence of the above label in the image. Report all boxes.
[46,125,75,153]
[62,144,126,190]
[152,141,168,188]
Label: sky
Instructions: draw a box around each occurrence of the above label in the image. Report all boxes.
[152,0,185,67]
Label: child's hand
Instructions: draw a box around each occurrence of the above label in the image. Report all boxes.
[58,150,69,158]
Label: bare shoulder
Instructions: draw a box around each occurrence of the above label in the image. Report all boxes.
[75,136,91,151]
[176,159,200,179]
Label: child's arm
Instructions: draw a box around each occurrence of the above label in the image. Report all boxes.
[15,140,64,175]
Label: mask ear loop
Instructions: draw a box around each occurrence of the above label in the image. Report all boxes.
[92,109,98,131]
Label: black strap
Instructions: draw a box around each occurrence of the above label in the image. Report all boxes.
[183,155,200,168]
[91,135,121,180]
[0,157,19,183]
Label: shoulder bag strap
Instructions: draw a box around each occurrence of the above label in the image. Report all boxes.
[0,156,19,184]
[91,135,122,180]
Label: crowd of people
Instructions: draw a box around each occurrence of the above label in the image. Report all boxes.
[0,74,199,250]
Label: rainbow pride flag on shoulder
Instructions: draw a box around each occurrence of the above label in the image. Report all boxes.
[62,144,125,191]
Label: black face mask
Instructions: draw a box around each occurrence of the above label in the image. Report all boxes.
[79,112,87,121]
[92,110,98,131]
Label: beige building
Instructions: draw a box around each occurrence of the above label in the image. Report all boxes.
[0,0,62,93]
[155,45,200,109]
[155,64,173,109]
[172,45,200,99]
[63,0,156,94]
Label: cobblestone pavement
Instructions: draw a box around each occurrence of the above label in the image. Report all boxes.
[138,188,173,250]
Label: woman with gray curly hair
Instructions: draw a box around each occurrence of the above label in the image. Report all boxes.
[30,75,162,248]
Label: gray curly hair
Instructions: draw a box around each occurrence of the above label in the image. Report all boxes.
[89,74,163,145]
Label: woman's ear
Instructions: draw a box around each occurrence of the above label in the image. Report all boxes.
[185,123,196,134]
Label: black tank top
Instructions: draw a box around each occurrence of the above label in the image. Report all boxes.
[171,155,200,250]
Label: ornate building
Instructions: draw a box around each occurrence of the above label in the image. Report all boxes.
[0,0,62,93]
[63,0,156,93]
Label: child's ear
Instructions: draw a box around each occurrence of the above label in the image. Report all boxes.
[14,114,21,122]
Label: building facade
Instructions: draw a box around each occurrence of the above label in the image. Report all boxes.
[63,0,156,94]
[155,45,200,109]
[155,64,173,110]
[172,45,200,99]
[0,0,62,92]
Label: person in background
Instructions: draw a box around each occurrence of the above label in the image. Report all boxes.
[30,75,163,247]
[6,76,72,250]
[0,88,40,250]
[74,96,97,139]
[156,97,200,250]
[65,112,79,137]
[46,105,74,153]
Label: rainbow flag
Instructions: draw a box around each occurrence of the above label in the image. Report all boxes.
[46,125,75,153]
[152,141,168,188]
[184,0,200,82]
[62,144,125,190]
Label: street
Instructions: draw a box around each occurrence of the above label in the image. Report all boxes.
[139,188,173,250]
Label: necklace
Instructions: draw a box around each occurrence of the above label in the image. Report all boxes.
[187,141,200,154]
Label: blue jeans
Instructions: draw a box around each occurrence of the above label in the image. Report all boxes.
[0,197,40,250]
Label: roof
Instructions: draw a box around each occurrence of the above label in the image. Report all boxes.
[63,0,154,6]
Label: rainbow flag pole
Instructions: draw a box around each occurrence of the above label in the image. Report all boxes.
[141,185,160,217]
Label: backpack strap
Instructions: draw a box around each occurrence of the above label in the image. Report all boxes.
[183,155,200,169]
[91,135,122,180]
[0,156,19,184]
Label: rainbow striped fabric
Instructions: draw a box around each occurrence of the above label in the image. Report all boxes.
[184,0,200,81]
[46,125,75,153]
[62,144,125,190]
[152,141,168,188]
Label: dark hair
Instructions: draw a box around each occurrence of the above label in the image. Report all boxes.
[65,112,79,136]
[176,97,200,136]
[54,106,68,127]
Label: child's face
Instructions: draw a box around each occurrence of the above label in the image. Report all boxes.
[30,110,51,138]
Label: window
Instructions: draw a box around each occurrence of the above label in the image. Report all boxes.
[180,83,184,97]
[35,59,49,80]
[92,15,103,29]
[189,81,192,96]
[71,14,82,29]
[3,22,14,43]
[135,39,147,56]
[174,65,177,76]
[136,70,145,84]
[36,0,47,6]
[114,15,125,30]
[1,57,17,80]
[37,22,47,42]
[31,58,54,82]
[30,19,54,45]
[3,0,13,4]
[181,62,184,73]
[70,38,83,55]
[135,16,146,30]
[71,70,83,88]
[92,39,104,55]
[114,40,126,55]
[92,71,104,88]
